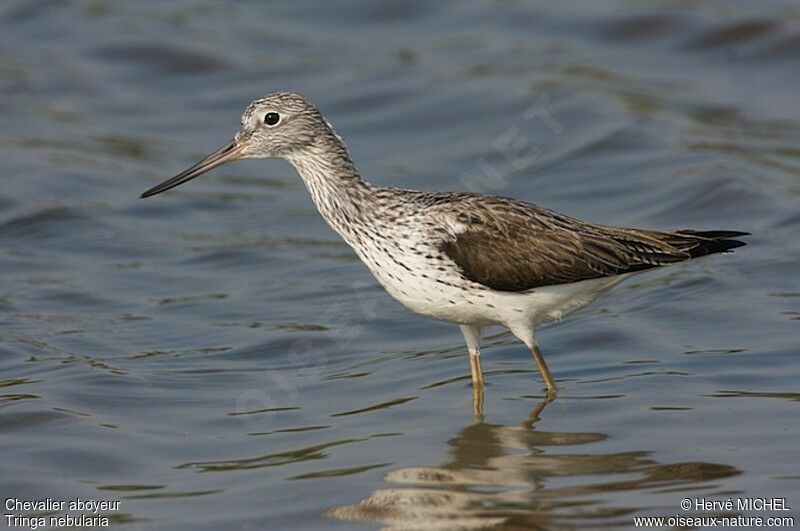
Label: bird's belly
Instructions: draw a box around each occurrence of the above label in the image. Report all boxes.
[353,241,630,327]
[382,278,501,325]
[494,275,629,325]
[371,262,629,327]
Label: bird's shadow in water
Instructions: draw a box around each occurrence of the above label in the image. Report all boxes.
[326,393,740,529]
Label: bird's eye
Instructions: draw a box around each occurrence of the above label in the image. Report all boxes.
[264,112,280,126]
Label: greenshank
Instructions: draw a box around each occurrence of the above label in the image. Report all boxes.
[141,92,747,401]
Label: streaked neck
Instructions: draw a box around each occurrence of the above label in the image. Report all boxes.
[285,130,374,240]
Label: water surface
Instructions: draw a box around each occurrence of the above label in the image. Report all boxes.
[1,1,798,529]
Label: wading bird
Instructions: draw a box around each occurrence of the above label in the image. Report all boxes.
[142,92,746,404]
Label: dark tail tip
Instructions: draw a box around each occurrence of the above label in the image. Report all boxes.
[677,229,749,257]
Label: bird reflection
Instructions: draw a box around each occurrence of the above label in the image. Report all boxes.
[326,397,739,529]
[472,383,549,420]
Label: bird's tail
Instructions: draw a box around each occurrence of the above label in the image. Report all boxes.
[675,229,749,257]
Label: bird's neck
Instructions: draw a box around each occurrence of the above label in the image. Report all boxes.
[285,131,375,241]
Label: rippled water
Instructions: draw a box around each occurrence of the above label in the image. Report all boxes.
[1,1,799,529]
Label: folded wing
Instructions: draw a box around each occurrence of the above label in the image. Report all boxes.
[435,195,747,292]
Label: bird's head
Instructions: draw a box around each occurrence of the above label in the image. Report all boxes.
[141,92,328,198]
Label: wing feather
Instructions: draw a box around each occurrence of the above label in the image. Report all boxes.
[431,194,747,292]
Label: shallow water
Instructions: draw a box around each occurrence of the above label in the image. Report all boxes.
[1,1,799,529]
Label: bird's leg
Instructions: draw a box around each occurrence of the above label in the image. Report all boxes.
[468,351,484,386]
[460,324,484,417]
[459,324,484,387]
[531,345,557,399]
[508,324,558,399]
[471,382,484,418]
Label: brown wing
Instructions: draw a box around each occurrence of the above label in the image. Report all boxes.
[435,196,747,292]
